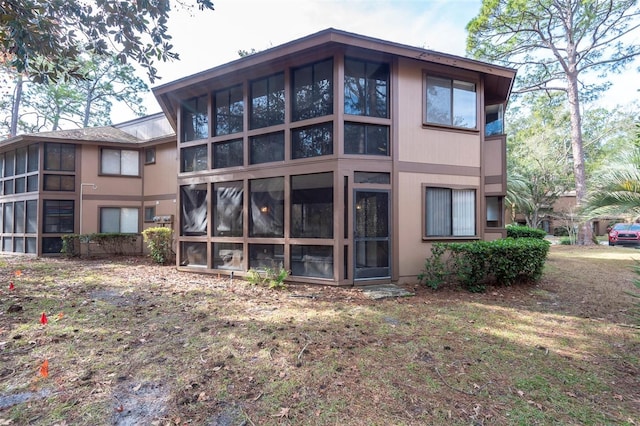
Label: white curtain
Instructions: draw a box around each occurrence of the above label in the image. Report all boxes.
[452,189,475,236]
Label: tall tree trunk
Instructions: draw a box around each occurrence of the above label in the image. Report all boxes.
[10,74,23,137]
[566,72,592,244]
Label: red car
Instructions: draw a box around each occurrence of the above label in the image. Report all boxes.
[608,223,640,246]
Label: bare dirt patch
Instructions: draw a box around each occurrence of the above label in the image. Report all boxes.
[1,246,638,425]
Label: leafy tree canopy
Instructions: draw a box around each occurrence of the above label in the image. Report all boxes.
[0,0,215,83]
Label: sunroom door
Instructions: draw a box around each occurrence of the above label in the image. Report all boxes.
[354,190,390,280]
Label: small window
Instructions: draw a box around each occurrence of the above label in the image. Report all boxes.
[27,175,38,192]
[213,242,244,270]
[250,73,285,129]
[424,187,476,237]
[16,147,27,174]
[181,95,209,142]
[485,104,504,136]
[291,245,334,279]
[250,132,284,165]
[425,76,477,129]
[249,244,284,270]
[180,241,207,267]
[43,174,75,191]
[291,123,333,159]
[27,143,39,172]
[213,139,243,169]
[144,206,156,222]
[101,148,139,176]
[344,123,389,156]
[354,172,390,184]
[486,196,503,227]
[100,207,139,233]
[4,150,14,176]
[145,148,156,164]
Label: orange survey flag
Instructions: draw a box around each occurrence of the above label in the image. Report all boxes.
[39,359,49,378]
[40,312,48,325]
[14,270,22,277]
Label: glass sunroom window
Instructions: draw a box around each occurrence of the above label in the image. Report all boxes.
[250,73,285,129]
[180,183,208,236]
[344,58,389,117]
[181,145,208,172]
[291,123,333,159]
[425,187,476,237]
[215,85,244,136]
[425,76,477,129]
[292,59,333,121]
[250,132,284,165]
[213,139,243,169]
[214,181,243,237]
[291,245,333,279]
[181,95,208,142]
[250,177,284,237]
[291,172,333,238]
[344,123,389,156]
[44,143,75,171]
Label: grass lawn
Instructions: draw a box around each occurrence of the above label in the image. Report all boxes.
[1,245,638,425]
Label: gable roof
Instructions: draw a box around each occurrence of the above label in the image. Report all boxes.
[153,27,516,129]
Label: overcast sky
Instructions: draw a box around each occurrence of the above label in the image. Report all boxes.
[112,0,638,123]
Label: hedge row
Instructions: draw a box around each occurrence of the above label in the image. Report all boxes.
[506,225,547,239]
[61,233,138,256]
[418,237,551,292]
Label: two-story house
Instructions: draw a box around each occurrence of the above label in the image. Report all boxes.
[152,28,515,286]
[0,113,177,256]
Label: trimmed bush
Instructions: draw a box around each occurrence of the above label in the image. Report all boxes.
[418,237,551,292]
[142,227,174,264]
[506,225,547,239]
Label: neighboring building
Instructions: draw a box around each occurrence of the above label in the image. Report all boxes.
[0,113,176,256]
[152,28,516,286]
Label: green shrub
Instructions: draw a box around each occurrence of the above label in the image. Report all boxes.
[506,225,547,239]
[418,238,551,292]
[559,236,574,245]
[61,234,81,257]
[246,267,289,289]
[142,227,174,264]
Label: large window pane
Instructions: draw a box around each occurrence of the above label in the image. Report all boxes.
[14,177,25,193]
[16,147,27,174]
[291,172,333,238]
[291,123,333,159]
[213,242,244,270]
[181,95,209,142]
[425,76,476,129]
[26,200,37,233]
[44,175,75,191]
[101,149,121,174]
[100,208,120,233]
[180,242,207,267]
[121,150,139,176]
[181,145,208,172]
[213,139,243,169]
[4,151,14,176]
[425,76,452,126]
[250,73,285,129]
[425,187,476,237]
[344,123,389,156]
[215,85,244,136]
[214,181,243,237]
[291,245,333,279]
[181,184,208,236]
[292,59,333,121]
[43,200,74,233]
[250,177,284,237]
[14,201,24,233]
[344,58,389,117]
[27,175,38,192]
[3,203,13,233]
[28,144,39,172]
[45,143,76,171]
[249,244,284,270]
[250,132,284,164]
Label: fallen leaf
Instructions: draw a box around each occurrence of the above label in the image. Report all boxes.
[517,389,525,397]
[0,418,13,425]
[39,359,49,378]
[272,407,290,418]
[132,383,142,392]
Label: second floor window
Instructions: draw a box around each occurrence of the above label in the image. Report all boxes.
[425,76,476,129]
[182,95,209,142]
[44,143,75,171]
[292,59,333,121]
[250,73,285,129]
[101,149,139,176]
[215,85,244,136]
[344,58,389,118]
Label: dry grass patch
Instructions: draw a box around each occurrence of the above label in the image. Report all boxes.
[0,245,638,425]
